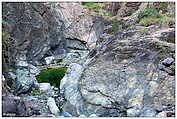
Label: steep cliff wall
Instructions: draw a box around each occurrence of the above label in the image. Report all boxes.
[2,2,103,66]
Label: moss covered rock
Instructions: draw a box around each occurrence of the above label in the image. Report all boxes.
[36,67,67,87]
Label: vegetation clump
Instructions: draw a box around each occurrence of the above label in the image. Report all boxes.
[82,2,102,12]
[139,17,160,26]
[2,21,10,43]
[170,63,175,74]
[110,19,120,34]
[138,7,162,20]
[31,89,44,96]
[138,7,175,26]
[157,2,169,13]
[159,15,175,24]
[82,2,112,17]
[36,67,67,87]
[151,40,166,51]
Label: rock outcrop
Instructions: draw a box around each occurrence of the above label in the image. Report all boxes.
[62,25,175,117]
[2,2,175,118]
[56,3,104,49]
[60,63,85,115]
[3,2,103,66]
[3,2,65,65]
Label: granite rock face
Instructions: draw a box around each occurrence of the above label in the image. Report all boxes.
[66,25,175,117]
[3,2,102,66]
[56,2,104,49]
[3,2,66,65]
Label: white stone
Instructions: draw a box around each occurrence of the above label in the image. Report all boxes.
[127,108,141,117]
[156,111,167,117]
[45,56,55,65]
[54,87,58,91]
[39,83,51,92]
[162,58,174,66]
[2,75,5,81]
[89,114,97,117]
[79,114,87,117]
[17,61,28,66]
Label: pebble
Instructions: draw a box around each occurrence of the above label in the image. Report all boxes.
[79,114,87,117]
[54,88,58,91]
[45,56,55,65]
[166,111,175,117]
[158,64,166,71]
[158,64,174,75]
[53,95,58,97]
[89,114,97,117]
[162,58,174,66]
[156,111,166,117]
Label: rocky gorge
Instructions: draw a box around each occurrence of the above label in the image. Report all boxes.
[2,2,175,117]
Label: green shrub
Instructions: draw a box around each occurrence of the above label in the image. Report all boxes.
[166,13,175,18]
[82,2,102,12]
[2,21,9,27]
[138,5,175,27]
[138,7,162,19]
[139,17,160,26]
[100,9,113,16]
[2,31,10,41]
[31,89,44,96]
[170,63,175,73]
[126,10,134,16]
[111,19,120,34]
[36,67,67,87]
[159,16,175,24]
[82,2,112,16]
[2,21,10,41]
[139,15,175,26]
[151,40,166,51]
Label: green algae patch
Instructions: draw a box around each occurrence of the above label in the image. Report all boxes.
[36,67,67,87]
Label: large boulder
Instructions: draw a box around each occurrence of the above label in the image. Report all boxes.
[15,63,40,95]
[2,94,50,117]
[2,95,26,117]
